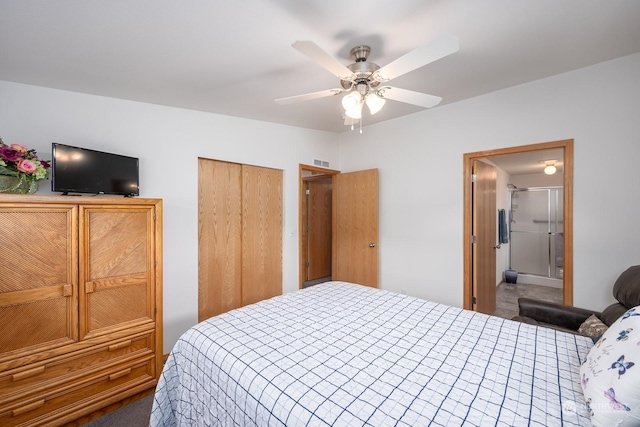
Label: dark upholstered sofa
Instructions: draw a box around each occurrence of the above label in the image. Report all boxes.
[512,265,640,334]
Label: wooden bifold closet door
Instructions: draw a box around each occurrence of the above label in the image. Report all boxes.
[198,158,282,321]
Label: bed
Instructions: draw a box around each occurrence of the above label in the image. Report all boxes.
[150,281,593,426]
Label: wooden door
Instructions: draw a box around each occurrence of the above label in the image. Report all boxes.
[241,164,283,305]
[333,169,379,288]
[198,159,242,321]
[0,203,78,359]
[198,159,283,319]
[79,205,156,339]
[472,160,497,314]
[306,179,332,280]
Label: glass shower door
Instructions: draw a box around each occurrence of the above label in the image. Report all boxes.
[509,188,563,278]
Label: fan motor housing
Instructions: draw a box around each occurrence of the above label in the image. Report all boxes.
[341,46,381,90]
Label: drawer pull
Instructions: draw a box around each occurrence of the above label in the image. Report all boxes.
[108,368,132,381]
[12,365,46,382]
[12,399,45,416]
[108,340,133,352]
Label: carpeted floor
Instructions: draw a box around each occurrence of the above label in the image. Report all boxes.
[81,394,153,427]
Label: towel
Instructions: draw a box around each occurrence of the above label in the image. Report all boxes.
[498,209,509,244]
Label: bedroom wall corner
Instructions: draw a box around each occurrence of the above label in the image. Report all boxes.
[337,53,640,312]
[0,80,341,352]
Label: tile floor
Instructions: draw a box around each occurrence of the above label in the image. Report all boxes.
[493,281,563,320]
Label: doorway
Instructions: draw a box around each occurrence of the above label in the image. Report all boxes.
[298,165,380,289]
[299,165,340,288]
[463,139,574,314]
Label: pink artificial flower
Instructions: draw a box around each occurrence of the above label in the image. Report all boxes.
[0,147,20,162]
[10,143,27,152]
[17,159,37,174]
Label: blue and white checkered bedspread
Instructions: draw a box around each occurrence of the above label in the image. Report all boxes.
[150,281,593,426]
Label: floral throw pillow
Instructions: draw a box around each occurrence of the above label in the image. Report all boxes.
[578,314,609,339]
[580,305,640,426]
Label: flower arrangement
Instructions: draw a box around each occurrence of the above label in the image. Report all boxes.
[0,137,50,194]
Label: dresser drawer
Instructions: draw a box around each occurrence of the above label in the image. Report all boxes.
[0,332,154,406]
[0,355,155,427]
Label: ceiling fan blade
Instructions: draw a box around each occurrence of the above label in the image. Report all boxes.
[374,34,459,82]
[378,87,442,109]
[292,41,354,80]
[275,88,343,105]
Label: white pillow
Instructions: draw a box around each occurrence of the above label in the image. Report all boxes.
[580,305,640,426]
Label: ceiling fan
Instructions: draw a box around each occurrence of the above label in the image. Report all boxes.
[275,34,459,125]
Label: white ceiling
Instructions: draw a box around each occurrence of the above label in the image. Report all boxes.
[1,1,640,134]
[486,149,564,176]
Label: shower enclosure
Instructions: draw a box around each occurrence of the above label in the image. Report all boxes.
[509,187,563,283]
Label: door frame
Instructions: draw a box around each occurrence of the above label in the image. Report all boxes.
[298,164,340,288]
[463,139,574,310]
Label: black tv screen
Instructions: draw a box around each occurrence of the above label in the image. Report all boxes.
[51,143,139,196]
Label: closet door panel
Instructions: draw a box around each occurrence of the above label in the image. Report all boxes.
[0,204,78,361]
[198,159,242,321]
[241,164,283,306]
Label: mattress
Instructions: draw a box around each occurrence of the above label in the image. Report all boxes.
[150,281,593,426]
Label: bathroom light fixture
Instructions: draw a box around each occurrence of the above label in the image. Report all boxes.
[543,160,557,175]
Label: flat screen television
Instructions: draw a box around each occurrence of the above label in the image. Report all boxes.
[51,143,139,196]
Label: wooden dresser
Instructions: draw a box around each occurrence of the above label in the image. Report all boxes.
[0,195,162,426]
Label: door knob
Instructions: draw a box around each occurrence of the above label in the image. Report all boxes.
[369,243,376,248]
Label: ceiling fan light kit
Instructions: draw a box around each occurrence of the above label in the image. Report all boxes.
[275,34,460,129]
[341,91,360,109]
[365,92,386,115]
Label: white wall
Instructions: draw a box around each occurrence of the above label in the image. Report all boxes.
[2,53,639,352]
[0,81,339,353]
[338,53,640,311]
